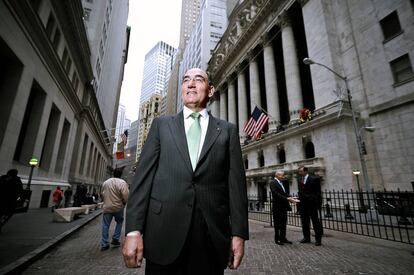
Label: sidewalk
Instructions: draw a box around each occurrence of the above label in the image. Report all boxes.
[19,217,414,275]
[0,207,102,274]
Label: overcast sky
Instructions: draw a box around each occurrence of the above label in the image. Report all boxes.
[119,0,182,121]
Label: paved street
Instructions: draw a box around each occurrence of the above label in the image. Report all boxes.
[0,208,102,274]
[21,216,413,275]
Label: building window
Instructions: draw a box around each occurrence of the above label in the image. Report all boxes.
[84,8,92,21]
[62,48,68,63]
[379,11,402,41]
[243,156,248,170]
[258,151,264,167]
[390,54,414,84]
[52,28,61,50]
[72,72,79,92]
[99,40,104,58]
[278,149,286,164]
[304,141,315,159]
[96,58,101,78]
[102,24,107,43]
[65,57,72,73]
[45,14,56,39]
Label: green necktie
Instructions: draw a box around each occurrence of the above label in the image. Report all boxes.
[187,112,201,170]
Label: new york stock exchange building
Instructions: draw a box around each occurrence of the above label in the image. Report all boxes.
[206,0,414,200]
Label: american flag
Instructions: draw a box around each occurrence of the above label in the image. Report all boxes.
[243,107,269,140]
[121,129,128,145]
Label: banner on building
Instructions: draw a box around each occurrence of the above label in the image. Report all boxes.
[116,142,124,160]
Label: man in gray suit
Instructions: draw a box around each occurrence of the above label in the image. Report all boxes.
[123,68,249,274]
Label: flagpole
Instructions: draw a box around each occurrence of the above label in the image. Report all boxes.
[253,104,280,121]
[253,104,269,115]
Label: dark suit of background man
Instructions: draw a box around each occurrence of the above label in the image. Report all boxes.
[123,68,249,275]
[297,166,323,246]
[269,170,295,245]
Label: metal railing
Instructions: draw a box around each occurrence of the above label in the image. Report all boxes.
[248,189,414,244]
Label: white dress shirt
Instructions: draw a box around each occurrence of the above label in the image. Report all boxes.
[183,105,209,160]
[303,175,309,184]
[274,178,286,193]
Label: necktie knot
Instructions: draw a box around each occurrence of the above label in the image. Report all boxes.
[190,112,200,120]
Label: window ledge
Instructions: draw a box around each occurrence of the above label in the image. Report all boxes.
[383,30,404,44]
[393,76,414,88]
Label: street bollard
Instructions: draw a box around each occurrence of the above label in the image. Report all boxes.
[325,203,333,218]
[344,204,354,219]
[398,205,412,225]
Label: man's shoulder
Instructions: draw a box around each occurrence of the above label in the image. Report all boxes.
[209,115,236,129]
[309,175,320,181]
[153,114,178,125]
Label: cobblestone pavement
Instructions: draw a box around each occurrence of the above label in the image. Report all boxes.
[23,218,413,275]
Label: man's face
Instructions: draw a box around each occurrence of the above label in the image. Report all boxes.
[275,173,284,180]
[181,68,214,110]
[298,168,305,176]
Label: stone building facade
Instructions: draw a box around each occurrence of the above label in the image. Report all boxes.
[0,0,121,208]
[207,0,414,198]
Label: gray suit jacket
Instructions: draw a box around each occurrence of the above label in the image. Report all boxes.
[125,111,249,267]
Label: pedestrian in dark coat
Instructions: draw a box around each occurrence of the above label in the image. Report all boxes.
[0,169,23,227]
[269,170,296,245]
[64,187,73,207]
[297,166,323,246]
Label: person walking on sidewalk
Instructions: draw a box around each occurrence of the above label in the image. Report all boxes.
[297,166,323,246]
[100,169,129,251]
[64,186,72,207]
[51,186,64,212]
[269,170,296,245]
[0,169,23,228]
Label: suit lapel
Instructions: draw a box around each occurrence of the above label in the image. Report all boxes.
[274,179,285,194]
[197,115,221,167]
[168,111,193,173]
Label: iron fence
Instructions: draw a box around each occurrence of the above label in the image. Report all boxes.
[248,189,414,244]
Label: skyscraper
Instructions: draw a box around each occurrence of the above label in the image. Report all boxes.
[179,0,201,50]
[165,0,200,115]
[139,41,177,105]
[82,0,130,135]
[176,0,228,111]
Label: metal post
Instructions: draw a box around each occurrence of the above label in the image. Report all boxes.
[355,174,367,213]
[344,79,371,193]
[27,165,35,190]
[303,58,371,192]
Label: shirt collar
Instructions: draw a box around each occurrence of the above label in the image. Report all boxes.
[183,105,208,119]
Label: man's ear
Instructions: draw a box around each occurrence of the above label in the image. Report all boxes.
[208,85,215,98]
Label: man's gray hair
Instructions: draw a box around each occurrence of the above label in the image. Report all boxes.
[275,170,285,176]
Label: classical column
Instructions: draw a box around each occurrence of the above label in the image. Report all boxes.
[262,32,280,130]
[237,65,248,139]
[248,50,261,111]
[219,90,228,121]
[209,97,220,118]
[227,77,237,125]
[280,13,303,122]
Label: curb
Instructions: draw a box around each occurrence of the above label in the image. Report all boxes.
[0,209,102,275]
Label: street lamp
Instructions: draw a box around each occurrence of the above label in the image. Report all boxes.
[352,170,367,212]
[27,158,38,190]
[303,57,372,192]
